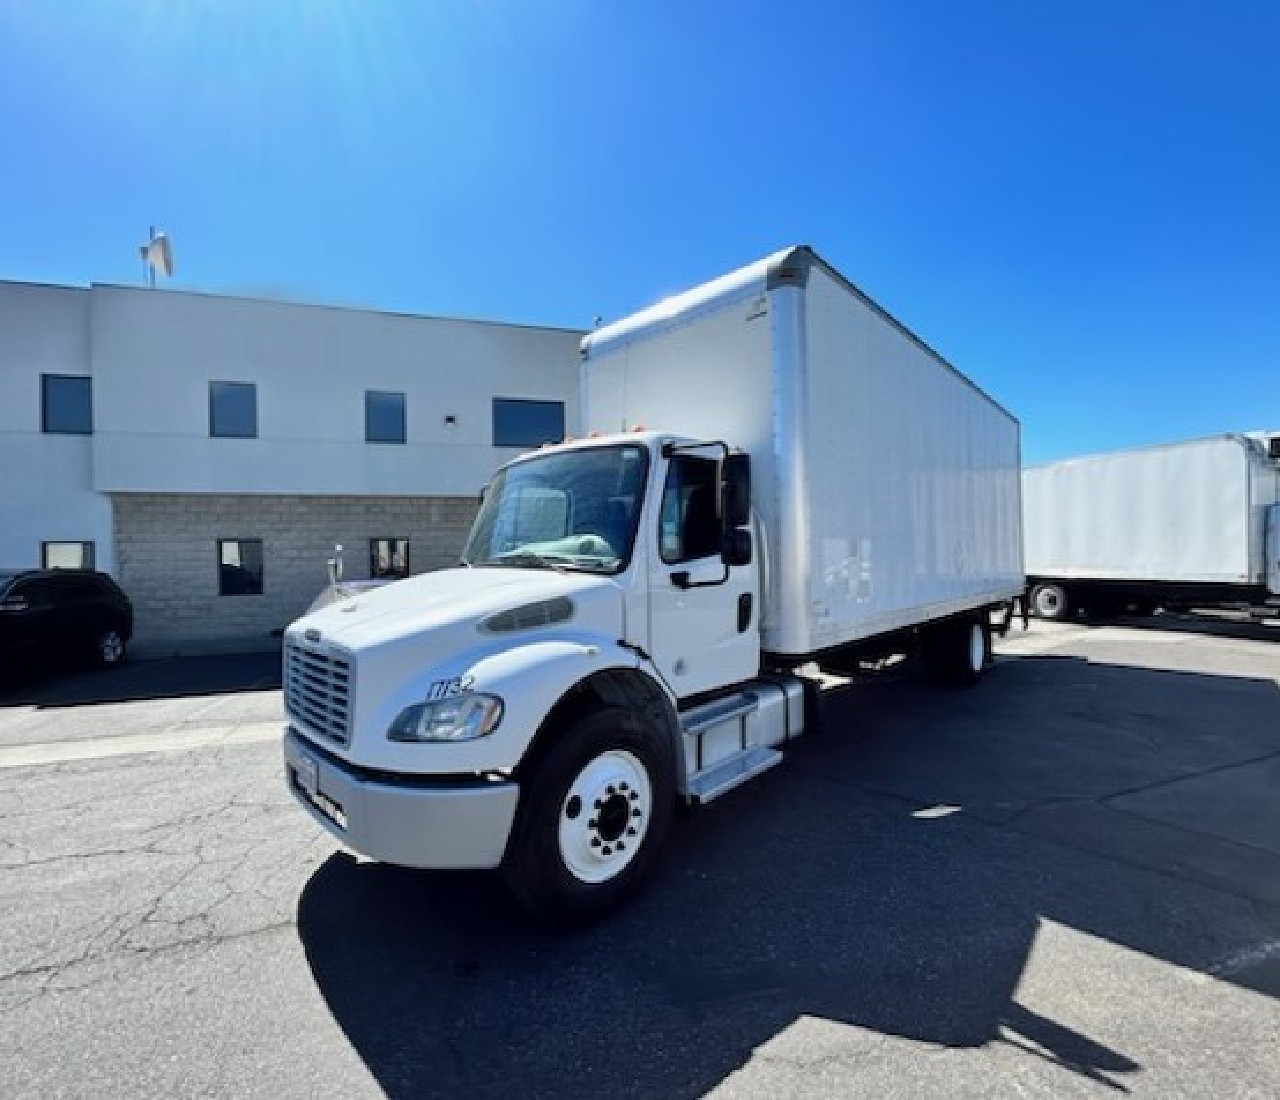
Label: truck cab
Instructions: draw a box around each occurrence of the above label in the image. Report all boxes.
[284,431,784,923]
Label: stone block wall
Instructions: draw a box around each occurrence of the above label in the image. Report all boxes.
[112,494,478,652]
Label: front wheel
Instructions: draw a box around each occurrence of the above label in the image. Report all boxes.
[502,707,675,925]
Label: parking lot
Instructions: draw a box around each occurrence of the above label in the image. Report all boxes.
[2,618,1278,1099]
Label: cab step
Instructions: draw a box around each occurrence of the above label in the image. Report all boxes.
[687,745,783,804]
[680,691,759,737]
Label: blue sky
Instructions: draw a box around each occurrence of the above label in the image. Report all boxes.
[1,1,1276,463]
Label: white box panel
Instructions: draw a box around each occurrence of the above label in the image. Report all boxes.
[1024,435,1279,584]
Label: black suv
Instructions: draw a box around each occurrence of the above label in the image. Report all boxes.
[0,569,134,669]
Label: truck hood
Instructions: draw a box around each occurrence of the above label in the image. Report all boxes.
[287,566,624,654]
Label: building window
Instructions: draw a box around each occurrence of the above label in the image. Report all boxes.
[41,374,93,434]
[365,391,406,444]
[493,398,565,448]
[370,538,410,579]
[209,381,258,438]
[42,541,95,570]
[218,539,264,595]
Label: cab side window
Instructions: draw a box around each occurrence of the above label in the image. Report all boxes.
[659,456,721,563]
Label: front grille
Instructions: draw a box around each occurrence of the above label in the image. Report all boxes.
[285,641,353,746]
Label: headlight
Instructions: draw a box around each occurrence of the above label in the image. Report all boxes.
[387,692,504,743]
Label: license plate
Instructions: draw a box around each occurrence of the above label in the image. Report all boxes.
[294,752,319,798]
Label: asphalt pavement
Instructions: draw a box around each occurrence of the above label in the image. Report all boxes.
[1,620,1278,1098]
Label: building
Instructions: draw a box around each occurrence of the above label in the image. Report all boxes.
[0,279,583,653]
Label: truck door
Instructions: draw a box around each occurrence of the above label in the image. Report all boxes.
[648,452,759,699]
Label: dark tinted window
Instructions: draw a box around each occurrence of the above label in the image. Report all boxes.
[218,539,264,595]
[370,538,410,578]
[41,374,93,434]
[42,541,95,570]
[209,382,258,438]
[365,391,406,444]
[493,398,565,448]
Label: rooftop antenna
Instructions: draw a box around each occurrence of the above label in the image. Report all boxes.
[139,226,174,288]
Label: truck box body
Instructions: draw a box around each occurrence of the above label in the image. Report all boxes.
[1024,434,1280,592]
[581,246,1024,657]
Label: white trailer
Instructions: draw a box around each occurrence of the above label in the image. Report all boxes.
[281,246,1024,923]
[1024,434,1280,620]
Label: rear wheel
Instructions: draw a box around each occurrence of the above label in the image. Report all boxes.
[1030,583,1071,621]
[922,616,989,687]
[93,626,127,667]
[502,706,675,925]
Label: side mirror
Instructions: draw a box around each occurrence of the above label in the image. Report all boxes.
[722,527,752,568]
[720,453,751,529]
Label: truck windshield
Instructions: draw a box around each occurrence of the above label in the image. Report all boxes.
[463,444,650,574]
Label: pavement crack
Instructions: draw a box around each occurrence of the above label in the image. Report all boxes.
[1100,747,1280,805]
[0,919,300,1014]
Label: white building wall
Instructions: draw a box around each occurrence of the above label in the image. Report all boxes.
[0,283,115,574]
[89,286,582,496]
[0,278,584,651]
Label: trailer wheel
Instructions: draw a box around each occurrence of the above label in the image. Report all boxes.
[922,616,989,687]
[1030,583,1071,621]
[502,706,675,925]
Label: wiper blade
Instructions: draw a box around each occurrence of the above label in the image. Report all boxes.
[484,551,571,572]
[563,559,615,573]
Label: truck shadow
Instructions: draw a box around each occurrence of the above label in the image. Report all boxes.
[296,654,1280,1098]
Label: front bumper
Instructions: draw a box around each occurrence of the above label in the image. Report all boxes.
[283,728,519,870]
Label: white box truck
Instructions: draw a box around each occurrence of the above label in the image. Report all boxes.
[282,246,1024,922]
[1024,434,1280,620]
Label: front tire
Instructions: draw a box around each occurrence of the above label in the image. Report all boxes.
[502,707,675,925]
